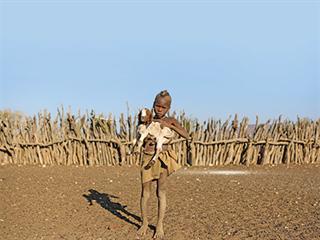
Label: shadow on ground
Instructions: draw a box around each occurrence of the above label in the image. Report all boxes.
[83,189,144,229]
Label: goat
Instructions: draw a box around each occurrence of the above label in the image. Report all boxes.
[132,108,175,168]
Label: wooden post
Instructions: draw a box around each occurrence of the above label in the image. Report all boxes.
[246,139,252,167]
[261,138,270,165]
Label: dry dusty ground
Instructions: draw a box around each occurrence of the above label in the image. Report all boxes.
[0,163,320,240]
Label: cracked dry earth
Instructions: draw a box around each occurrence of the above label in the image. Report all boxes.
[0,164,320,240]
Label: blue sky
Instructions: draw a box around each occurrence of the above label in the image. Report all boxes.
[0,0,319,122]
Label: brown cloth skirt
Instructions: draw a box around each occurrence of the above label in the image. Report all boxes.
[140,150,181,184]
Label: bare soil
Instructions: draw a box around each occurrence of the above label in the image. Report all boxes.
[1,164,320,240]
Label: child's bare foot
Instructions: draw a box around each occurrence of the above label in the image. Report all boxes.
[137,224,148,236]
[153,225,164,239]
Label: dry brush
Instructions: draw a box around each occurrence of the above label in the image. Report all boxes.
[0,109,319,166]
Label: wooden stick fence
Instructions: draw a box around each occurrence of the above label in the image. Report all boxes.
[0,109,319,166]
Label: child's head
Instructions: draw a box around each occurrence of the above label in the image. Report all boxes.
[153,90,171,119]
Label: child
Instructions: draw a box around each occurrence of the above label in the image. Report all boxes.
[133,107,175,169]
[137,90,189,239]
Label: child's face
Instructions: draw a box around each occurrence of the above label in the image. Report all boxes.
[153,96,170,119]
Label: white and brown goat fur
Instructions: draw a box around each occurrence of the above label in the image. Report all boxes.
[133,108,175,167]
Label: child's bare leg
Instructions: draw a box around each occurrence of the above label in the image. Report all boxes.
[137,181,151,236]
[153,170,168,239]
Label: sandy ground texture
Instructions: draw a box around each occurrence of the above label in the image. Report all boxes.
[0,163,320,240]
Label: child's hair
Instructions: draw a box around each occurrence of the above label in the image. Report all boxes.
[154,90,172,107]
